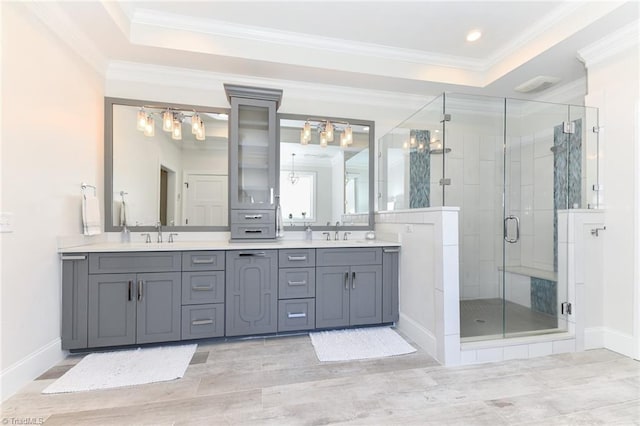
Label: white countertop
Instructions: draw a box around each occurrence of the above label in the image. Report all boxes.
[59,239,400,253]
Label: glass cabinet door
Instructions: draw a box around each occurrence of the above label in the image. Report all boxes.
[230,98,277,209]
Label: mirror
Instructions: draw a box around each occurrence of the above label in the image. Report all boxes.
[105,98,230,231]
[278,114,374,229]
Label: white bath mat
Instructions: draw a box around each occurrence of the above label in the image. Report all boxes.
[310,327,416,362]
[43,344,197,394]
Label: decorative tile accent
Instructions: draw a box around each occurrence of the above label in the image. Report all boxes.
[530,277,557,316]
[409,130,431,208]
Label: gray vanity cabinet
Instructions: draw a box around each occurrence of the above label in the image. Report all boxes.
[61,254,89,350]
[315,248,383,329]
[225,250,278,336]
[382,248,400,323]
[88,272,181,347]
[226,85,283,240]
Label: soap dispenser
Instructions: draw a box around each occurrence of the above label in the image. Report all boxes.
[305,223,313,241]
[121,224,131,243]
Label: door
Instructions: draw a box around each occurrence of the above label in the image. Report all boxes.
[349,265,382,326]
[229,98,277,209]
[225,251,277,336]
[503,100,569,336]
[136,272,181,344]
[184,174,228,226]
[88,274,136,347]
[315,266,350,328]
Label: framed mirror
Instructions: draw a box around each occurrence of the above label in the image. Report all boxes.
[105,97,230,232]
[278,113,374,230]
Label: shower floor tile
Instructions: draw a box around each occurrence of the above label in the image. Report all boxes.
[460,298,558,338]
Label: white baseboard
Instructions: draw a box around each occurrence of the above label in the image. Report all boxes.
[397,313,437,359]
[0,338,64,402]
[584,326,635,357]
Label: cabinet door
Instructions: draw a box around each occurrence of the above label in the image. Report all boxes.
[229,98,277,210]
[136,272,181,344]
[350,265,382,326]
[61,255,88,350]
[315,266,350,329]
[88,274,136,347]
[225,251,277,336]
[382,248,400,323]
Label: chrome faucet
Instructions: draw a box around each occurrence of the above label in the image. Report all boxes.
[155,221,163,243]
[322,232,331,241]
[343,231,352,240]
[168,233,178,243]
[140,233,152,244]
[334,221,340,240]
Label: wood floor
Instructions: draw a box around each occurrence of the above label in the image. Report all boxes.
[1,333,639,425]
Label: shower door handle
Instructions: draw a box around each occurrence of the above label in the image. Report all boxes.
[504,215,520,243]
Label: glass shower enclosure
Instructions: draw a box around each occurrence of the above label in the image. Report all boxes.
[378,93,599,342]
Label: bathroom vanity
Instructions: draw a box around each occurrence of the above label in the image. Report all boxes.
[60,241,399,350]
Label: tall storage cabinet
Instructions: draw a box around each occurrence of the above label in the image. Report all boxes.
[225,84,283,240]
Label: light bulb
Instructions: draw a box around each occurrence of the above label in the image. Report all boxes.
[341,133,348,147]
[144,116,155,137]
[162,110,173,132]
[303,121,311,140]
[137,109,147,131]
[344,125,353,144]
[410,136,416,146]
[300,129,309,145]
[325,121,334,142]
[172,119,182,140]
[191,114,200,135]
[320,131,328,148]
[403,142,408,149]
[196,122,205,141]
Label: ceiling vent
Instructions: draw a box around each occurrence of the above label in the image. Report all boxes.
[514,75,561,94]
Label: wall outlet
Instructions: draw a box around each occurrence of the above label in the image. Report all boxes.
[405,224,413,233]
[0,212,14,233]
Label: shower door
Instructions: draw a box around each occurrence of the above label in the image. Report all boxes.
[502,99,570,337]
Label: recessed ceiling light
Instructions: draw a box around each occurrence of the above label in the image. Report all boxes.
[466,30,482,42]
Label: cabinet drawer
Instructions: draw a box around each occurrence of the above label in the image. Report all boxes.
[89,252,181,274]
[230,224,276,239]
[231,209,275,225]
[278,268,315,299]
[316,248,382,266]
[278,298,315,332]
[182,251,225,271]
[278,249,315,268]
[182,271,225,305]
[181,304,224,340]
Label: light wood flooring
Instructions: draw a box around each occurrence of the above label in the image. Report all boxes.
[1,333,639,425]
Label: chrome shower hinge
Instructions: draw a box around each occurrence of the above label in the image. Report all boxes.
[439,178,451,186]
[441,114,451,122]
[563,121,576,134]
[561,302,572,315]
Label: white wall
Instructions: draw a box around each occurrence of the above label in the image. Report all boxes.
[580,26,639,358]
[1,3,104,400]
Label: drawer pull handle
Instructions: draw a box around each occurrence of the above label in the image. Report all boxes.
[344,272,349,290]
[192,319,214,326]
[239,252,266,257]
[287,280,307,286]
[244,214,263,219]
[137,280,143,301]
[192,285,213,291]
[287,256,307,261]
[287,312,306,319]
[61,255,87,260]
[244,229,263,234]
[128,280,132,301]
[352,272,356,289]
[192,257,214,264]
[383,248,400,253]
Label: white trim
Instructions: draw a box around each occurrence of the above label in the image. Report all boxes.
[131,8,484,71]
[603,327,636,357]
[396,313,437,360]
[105,61,432,110]
[577,20,640,68]
[635,97,640,361]
[584,326,606,350]
[0,338,65,402]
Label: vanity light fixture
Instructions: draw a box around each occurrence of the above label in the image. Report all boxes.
[137,108,147,131]
[171,118,182,140]
[144,116,155,137]
[300,119,352,148]
[162,109,173,132]
[136,107,206,141]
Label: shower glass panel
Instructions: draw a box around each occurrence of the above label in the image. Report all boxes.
[443,94,506,339]
[378,95,444,210]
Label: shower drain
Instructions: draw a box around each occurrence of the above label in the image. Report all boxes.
[474,319,486,324]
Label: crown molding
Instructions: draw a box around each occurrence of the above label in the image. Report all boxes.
[23,2,107,76]
[577,20,640,68]
[105,61,432,111]
[130,8,485,72]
